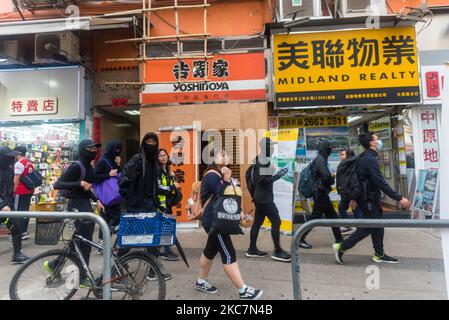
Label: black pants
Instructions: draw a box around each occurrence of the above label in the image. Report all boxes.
[1,217,22,255]
[68,198,95,265]
[302,189,343,243]
[203,233,236,265]
[99,203,121,240]
[250,203,282,251]
[14,194,33,234]
[341,201,384,256]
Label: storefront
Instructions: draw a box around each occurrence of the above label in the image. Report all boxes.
[140,52,268,224]
[269,24,421,222]
[0,66,88,211]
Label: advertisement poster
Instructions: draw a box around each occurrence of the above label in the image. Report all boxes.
[159,130,197,226]
[273,26,420,107]
[263,128,298,234]
[411,169,439,219]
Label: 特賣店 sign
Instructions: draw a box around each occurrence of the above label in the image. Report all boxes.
[273,26,421,107]
[9,97,58,116]
[141,53,266,104]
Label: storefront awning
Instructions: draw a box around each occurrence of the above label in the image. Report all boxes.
[0,16,132,36]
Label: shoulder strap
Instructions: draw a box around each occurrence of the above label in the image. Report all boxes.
[73,161,86,181]
[103,158,114,170]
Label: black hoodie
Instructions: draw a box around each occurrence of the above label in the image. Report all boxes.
[0,150,16,208]
[94,140,122,184]
[54,140,98,200]
[312,140,334,192]
[119,133,160,212]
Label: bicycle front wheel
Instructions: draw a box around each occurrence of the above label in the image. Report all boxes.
[112,252,166,300]
[9,249,83,300]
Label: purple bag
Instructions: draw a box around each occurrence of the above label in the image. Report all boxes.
[93,159,123,207]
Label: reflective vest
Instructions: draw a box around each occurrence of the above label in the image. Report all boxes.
[158,172,173,209]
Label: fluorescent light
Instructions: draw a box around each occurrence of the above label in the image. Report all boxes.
[114,123,132,127]
[348,116,362,123]
[124,110,140,116]
[0,58,8,63]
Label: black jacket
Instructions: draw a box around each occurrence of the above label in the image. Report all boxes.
[94,140,122,184]
[253,155,284,205]
[119,133,160,212]
[358,148,402,205]
[0,157,15,209]
[54,158,97,200]
[312,141,334,193]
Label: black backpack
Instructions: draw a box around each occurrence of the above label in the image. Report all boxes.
[245,164,256,200]
[336,153,366,201]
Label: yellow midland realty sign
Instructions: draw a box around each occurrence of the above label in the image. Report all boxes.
[273,26,420,108]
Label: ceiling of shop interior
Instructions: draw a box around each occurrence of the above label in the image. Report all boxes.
[97,106,140,125]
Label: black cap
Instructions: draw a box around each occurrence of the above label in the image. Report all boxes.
[14,146,27,156]
[81,139,101,149]
[0,146,20,157]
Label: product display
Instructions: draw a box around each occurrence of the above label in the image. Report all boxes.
[0,123,80,211]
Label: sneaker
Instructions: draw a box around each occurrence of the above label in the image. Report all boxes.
[298,240,312,249]
[372,254,399,264]
[21,232,30,240]
[11,252,30,265]
[271,250,291,262]
[161,251,180,261]
[239,286,263,300]
[147,269,172,281]
[246,249,268,258]
[332,243,344,265]
[340,227,353,235]
[80,278,93,289]
[195,280,218,294]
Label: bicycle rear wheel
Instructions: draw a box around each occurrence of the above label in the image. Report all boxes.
[112,252,166,300]
[9,249,83,300]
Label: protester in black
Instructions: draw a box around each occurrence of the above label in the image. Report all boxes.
[333,132,411,264]
[94,140,122,241]
[246,137,290,262]
[119,132,172,280]
[0,147,29,264]
[196,150,263,300]
[53,139,103,287]
[300,140,343,249]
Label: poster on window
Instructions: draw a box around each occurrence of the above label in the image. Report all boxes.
[411,169,439,219]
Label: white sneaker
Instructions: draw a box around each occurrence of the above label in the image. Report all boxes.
[239,286,263,300]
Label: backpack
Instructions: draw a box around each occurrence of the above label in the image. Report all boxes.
[336,153,365,201]
[298,160,315,198]
[56,161,86,198]
[245,164,256,200]
[187,170,221,221]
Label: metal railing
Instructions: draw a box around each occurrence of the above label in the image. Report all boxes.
[1,211,112,300]
[291,219,449,300]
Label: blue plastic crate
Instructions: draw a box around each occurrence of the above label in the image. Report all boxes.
[117,212,176,247]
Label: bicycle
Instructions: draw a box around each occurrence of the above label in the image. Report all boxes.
[9,219,166,300]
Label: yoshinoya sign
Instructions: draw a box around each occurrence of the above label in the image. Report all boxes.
[141,53,266,104]
[9,97,58,116]
[273,26,421,108]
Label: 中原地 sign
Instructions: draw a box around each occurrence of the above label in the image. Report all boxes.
[273,26,420,108]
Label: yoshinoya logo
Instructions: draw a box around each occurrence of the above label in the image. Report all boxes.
[222,198,239,214]
[173,82,230,92]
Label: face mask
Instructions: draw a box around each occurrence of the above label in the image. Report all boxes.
[144,144,157,158]
[80,149,97,161]
[375,139,383,151]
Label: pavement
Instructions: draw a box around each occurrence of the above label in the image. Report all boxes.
[0,222,447,300]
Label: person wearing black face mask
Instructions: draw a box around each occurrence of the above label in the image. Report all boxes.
[94,140,123,243]
[299,140,343,249]
[119,132,172,280]
[53,139,103,288]
[246,138,291,262]
[0,146,29,264]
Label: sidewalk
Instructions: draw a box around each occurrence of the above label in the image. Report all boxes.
[0,225,447,300]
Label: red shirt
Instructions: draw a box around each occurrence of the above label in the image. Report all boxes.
[14,158,35,195]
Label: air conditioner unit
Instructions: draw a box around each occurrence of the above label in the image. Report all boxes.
[0,40,22,62]
[277,0,331,22]
[35,32,80,63]
[338,0,388,18]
